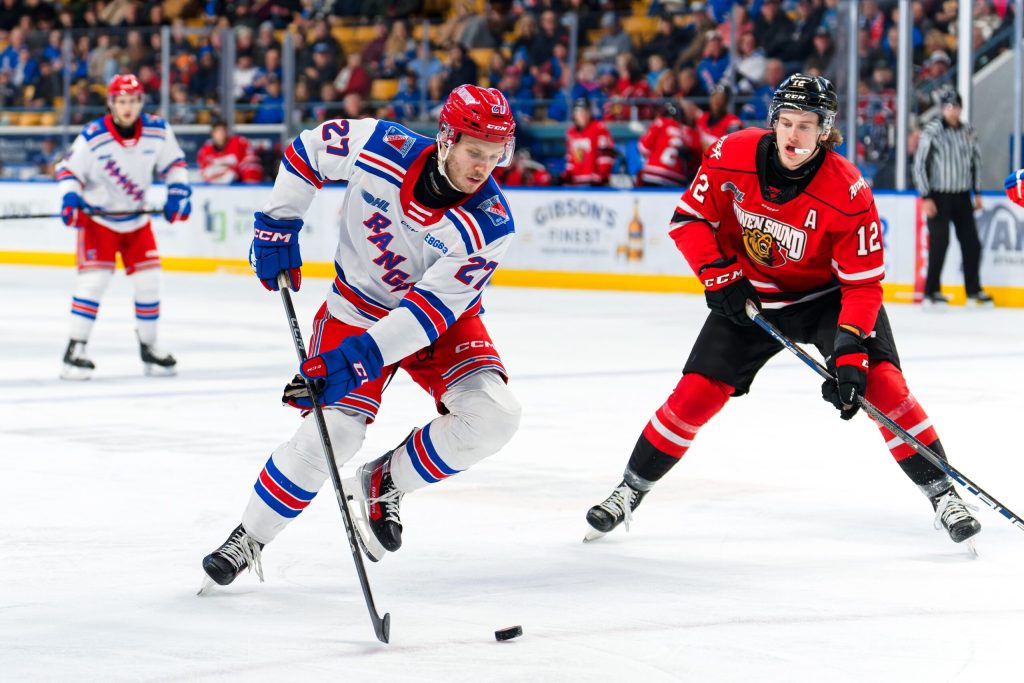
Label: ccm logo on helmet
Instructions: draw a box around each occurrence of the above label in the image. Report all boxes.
[254,229,292,242]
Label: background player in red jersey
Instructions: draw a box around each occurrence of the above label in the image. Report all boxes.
[197,119,264,184]
[584,74,981,548]
[636,101,702,187]
[562,97,615,186]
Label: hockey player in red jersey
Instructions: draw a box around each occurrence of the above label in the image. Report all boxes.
[584,74,981,548]
[635,101,702,187]
[696,85,743,150]
[197,119,264,184]
[562,98,615,186]
[200,85,522,589]
[57,73,191,379]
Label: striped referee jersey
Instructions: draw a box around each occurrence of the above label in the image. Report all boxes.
[913,118,982,196]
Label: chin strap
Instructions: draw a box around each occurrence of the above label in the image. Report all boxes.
[434,138,461,192]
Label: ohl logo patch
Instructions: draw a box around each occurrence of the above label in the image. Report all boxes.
[477,196,508,226]
[383,126,415,157]
[742,225,786,268]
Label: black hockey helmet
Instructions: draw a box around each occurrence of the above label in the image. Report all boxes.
[768,73,838,134]
[661,99,683,121]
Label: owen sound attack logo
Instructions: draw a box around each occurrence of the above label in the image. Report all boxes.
[732,203,807,268]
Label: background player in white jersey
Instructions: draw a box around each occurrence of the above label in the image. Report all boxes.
[56,73,192,379]
[201,85,522,588]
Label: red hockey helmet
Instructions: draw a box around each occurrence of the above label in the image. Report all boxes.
[108,73,144,100]
[438,85,516,167]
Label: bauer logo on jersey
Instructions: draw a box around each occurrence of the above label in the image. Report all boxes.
[733,204,807,266]
[383,126,415,158]
[477,196,509,226]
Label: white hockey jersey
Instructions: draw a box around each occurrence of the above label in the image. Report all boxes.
[56,113,188,233]
[264,118,515,366]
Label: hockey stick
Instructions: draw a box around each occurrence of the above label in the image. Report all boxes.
[0,209,164,221]
[744,300,1024,533]
[277,271,391,644]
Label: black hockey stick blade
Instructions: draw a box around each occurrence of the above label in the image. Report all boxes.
[277,272,391,643]
[744,300,1024,534]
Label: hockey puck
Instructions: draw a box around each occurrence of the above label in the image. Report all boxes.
[494,625,523,641]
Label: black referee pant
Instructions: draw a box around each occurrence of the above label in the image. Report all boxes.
[925,191,982,297]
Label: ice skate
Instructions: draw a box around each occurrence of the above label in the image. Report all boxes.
[199,524,264,594]
[60,339,95,380]
[931,488,981,555]
[584,480,648,542]
[922,292,949,310]
[140,337,177,377]
[345,433,410,562]
[966,291,994,308]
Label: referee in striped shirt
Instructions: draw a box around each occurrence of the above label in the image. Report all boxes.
[913,89,993,305]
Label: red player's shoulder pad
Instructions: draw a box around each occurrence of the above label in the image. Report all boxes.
[701,127,769,168]
[811,150,875,214]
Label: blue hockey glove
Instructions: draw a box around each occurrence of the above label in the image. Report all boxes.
[164,183,192,223]
[298,334,384,406]
[61,192,89,228]
[250,211,303,291]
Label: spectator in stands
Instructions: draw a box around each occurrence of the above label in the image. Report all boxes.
[606,52,652,122]
[0,26,25,72]
[641,14,692,67]
[190,48,219,102]
[437,0,476,48]
[314,82,345,120]
[696,85,743,150]
[742,57,785,123]
[391,68,425,120]
[310,19,343,63]
[169,83,197,125]
[253,73,285,124]
[384,19,416,68]
[361,19,390,74]
[427,71,447,117]
[676,66,706,101]
[306,43,339,93]
[32,58,61,107]
[42,29,62,67]
[335,51,371,98]
[498,65,534,122]
[11,44,39,88]
[529,10,569,66]
[696,31,730,94]
[754,0,795,62]
[921,50,951,82]
[495,148,552,187]
[779,0,826,70]
[0,69,16,112]
[254,21,281,65]
[68,77,103,126]
[636,100,701,187]
[563,97,615,186]
[646,54,668,90]
[233,53,259,100]
[804,26,836,81]
[586,12,634,70]
[441,43,478,96]
[407,41,443,89]
[734,31,767,93]
[341,91,366,119]
[32,137,59,177]
[87,34,117,84]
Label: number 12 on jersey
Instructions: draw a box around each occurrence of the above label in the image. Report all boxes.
[455,257,498,290]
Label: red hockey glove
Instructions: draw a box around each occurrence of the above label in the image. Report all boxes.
[698,256,761,326]
[821,327,868,420]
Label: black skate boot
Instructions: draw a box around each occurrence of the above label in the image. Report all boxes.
[60,339,95,380]
[584,480,648,542]
[199,524,264,593]
[931,487,981,545]
[346,433,410,562]
[139,337,177,377]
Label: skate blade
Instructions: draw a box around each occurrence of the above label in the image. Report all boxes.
[343,476,386,563]
[583,526,607,543]
[60,365,93,381]
[197,575,217,596]
[144,363,177,377]
[965,539,979,558]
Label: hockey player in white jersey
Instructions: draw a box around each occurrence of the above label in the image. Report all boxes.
[57,73,192,379]
[201,85,522,588]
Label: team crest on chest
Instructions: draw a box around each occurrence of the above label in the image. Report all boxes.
[383,126,415,157]
[477,195,508,225]
[733,204,807,267]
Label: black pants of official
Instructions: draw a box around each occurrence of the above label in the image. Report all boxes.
[925,191,982,297]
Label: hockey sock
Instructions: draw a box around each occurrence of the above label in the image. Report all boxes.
[388,372,520,493]
[131,267,161,345]
[69,268,112,342]
[864,361,950,496]
[627,373,733,484]
[241,408,368,544]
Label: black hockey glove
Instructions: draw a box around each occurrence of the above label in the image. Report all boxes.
[821,327,869,420]
[699,256,761,326]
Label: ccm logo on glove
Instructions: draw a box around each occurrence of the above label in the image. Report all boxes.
[254,229,293,242]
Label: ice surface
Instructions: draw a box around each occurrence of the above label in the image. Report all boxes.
[2,265,1024,682]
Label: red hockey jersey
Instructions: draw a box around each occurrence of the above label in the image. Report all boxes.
[198,136,264,184]
[670,128,885,335]
[564,120,615,186]
[696,111,742,150]
[636,116,702,186]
